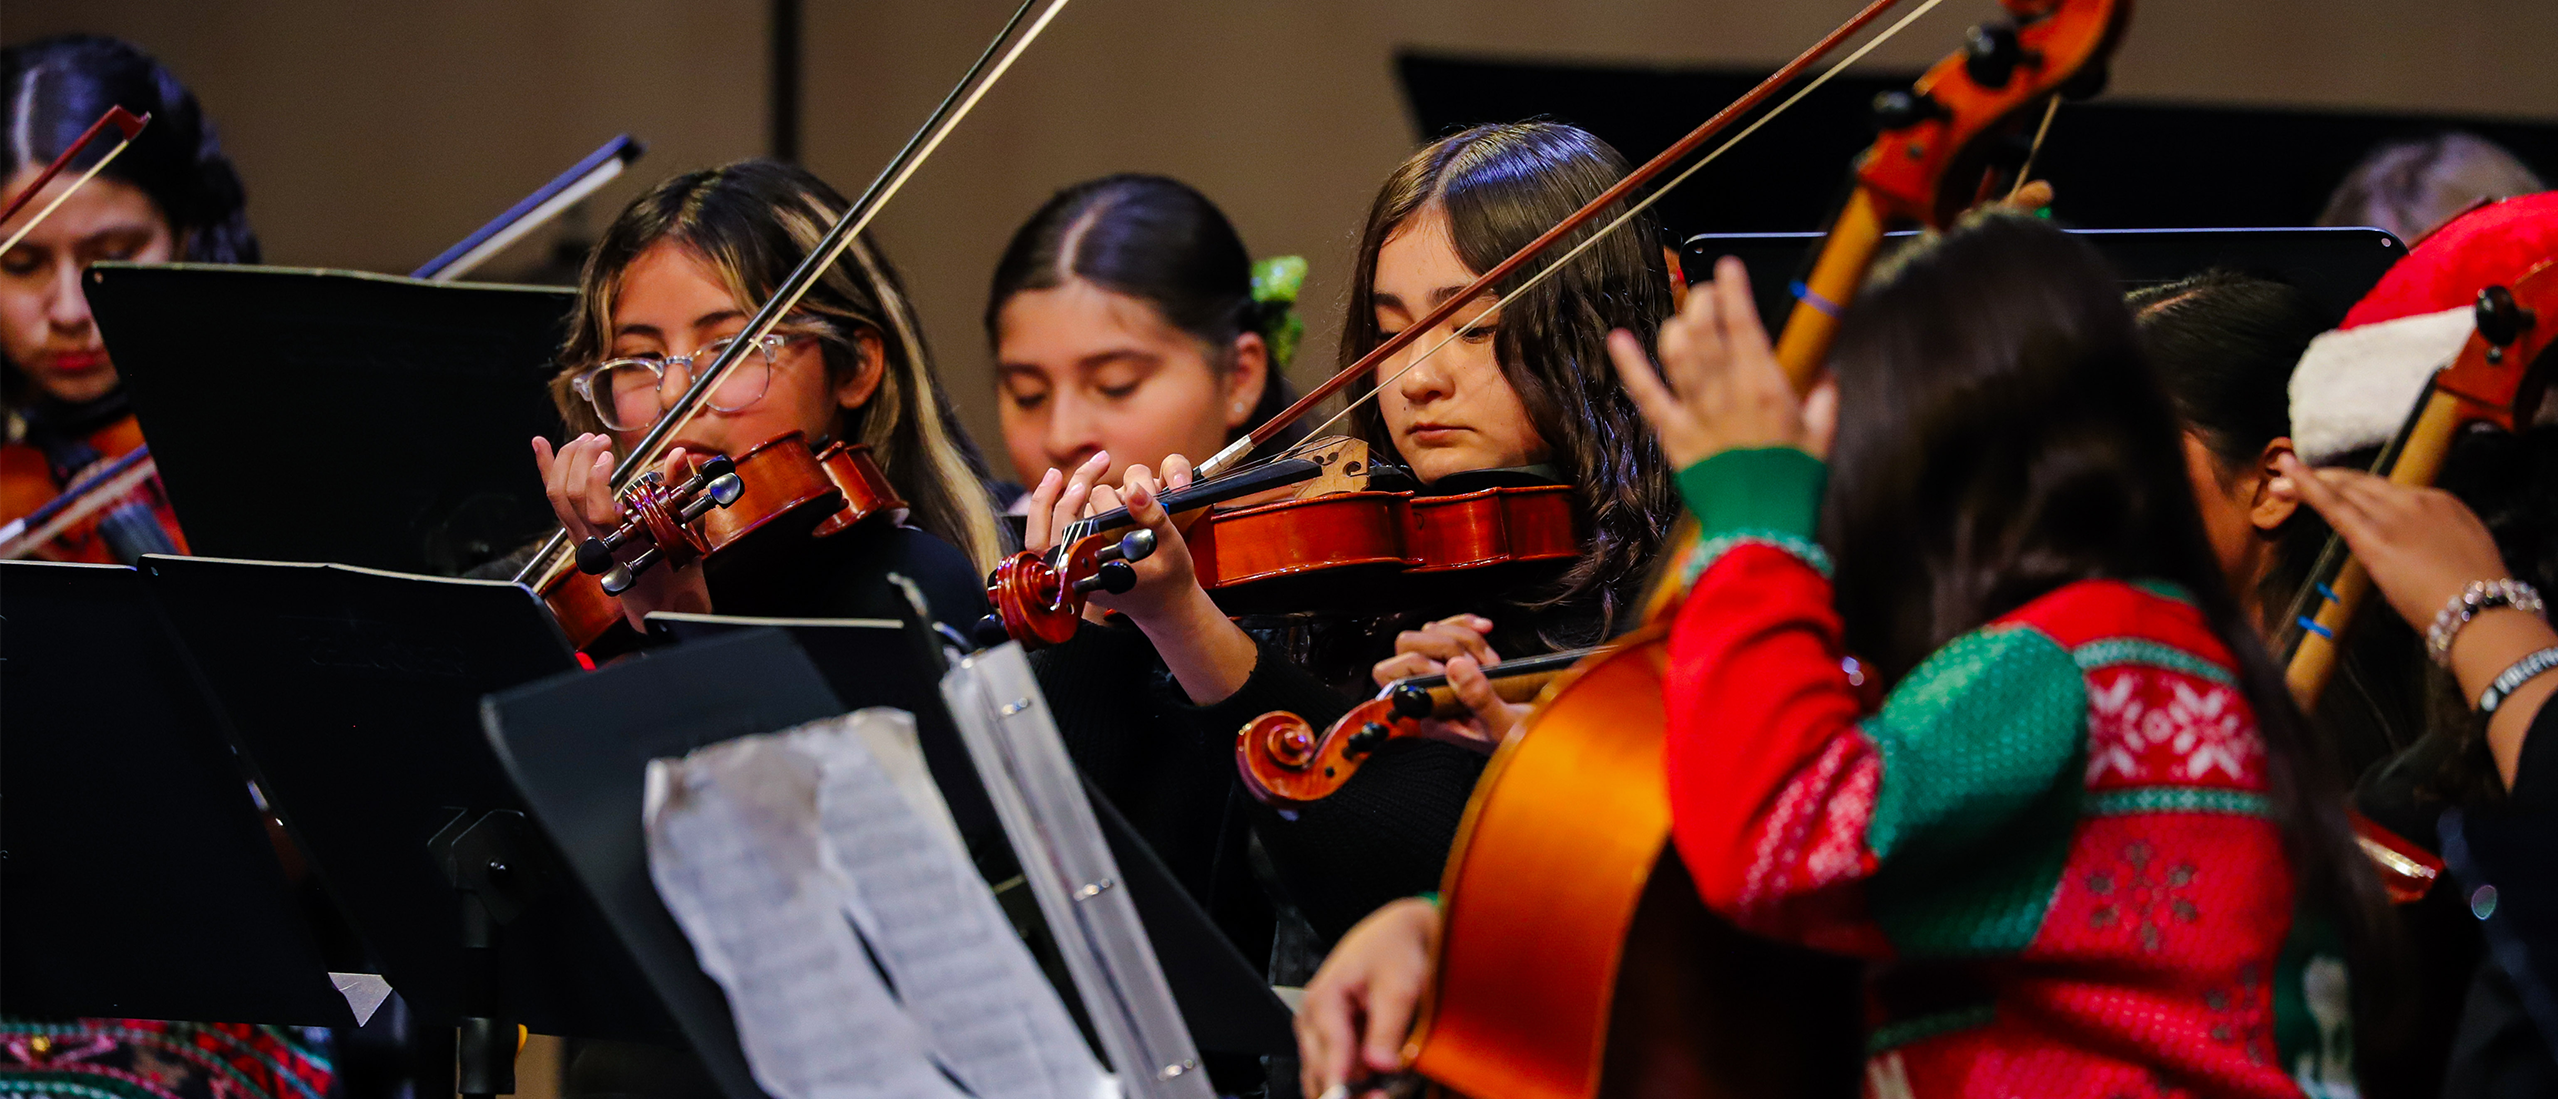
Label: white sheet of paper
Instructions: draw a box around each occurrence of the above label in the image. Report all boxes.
[644,709,1111,1099]
[802,715,1107,1099]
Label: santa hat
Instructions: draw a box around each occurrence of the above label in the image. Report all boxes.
[2290,191,2558,463]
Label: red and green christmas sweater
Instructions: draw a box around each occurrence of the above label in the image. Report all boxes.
[1663,447,2341,1099]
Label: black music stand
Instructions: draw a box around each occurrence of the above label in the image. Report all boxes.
[0,560,353,1028]
[1682,225,2406,331]
[85,263,572,576]
[137,554,682,1097]
[487,623,1293,1084]
[646,614,1295,1056]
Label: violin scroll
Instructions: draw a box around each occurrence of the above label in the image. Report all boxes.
[575,454,742,594]
[973,527,1159,650]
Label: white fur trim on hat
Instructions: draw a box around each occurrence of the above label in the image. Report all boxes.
[2289,306,2474,463]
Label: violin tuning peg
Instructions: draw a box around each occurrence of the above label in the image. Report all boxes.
[1076,559,1138,596]
[700,455,736,480]
[2476,285,2534,353]
[971,613,1014,649]
[1871,88,1949,133]
[1345,721,1393,757]
[575,537,616,576]
[1390,684,1434,720]
[1118,528,1159,563]
[1964,22,2024,88]
[598,564,636,595]
[705,473,745,508]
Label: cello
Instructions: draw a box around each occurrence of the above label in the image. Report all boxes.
[2273,259,2558,902]
[1388,4,2133,1097]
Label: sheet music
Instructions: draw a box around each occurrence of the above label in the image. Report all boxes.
[644,709,1110,1099]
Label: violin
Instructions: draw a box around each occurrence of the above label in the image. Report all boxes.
[0,106,181,564]
[539,432,907,650]
[1380,5,2135,1098]
[510,0,1073,596]
[978,436,1586,649]
[1238,650,1880,811]
[1237,647,1590,809]
[0,412,186,563]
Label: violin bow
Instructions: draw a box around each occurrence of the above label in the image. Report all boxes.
[0,443,159,559]
[414,133,646,281]
[1195,0,1936,479]
[515,0,1076,586]
[0,106,151,259]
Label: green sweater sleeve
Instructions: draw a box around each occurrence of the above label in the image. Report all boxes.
[1860,623,2089,957]
[1672,447,1831,584]
[1674,446,1826,540]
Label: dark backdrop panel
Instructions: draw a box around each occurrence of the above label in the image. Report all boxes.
[1399,53,2558,235]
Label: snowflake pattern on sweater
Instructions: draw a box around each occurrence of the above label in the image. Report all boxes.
[1664,447,2320,1099]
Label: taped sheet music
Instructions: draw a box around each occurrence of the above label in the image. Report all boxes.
[644,708,1109,1099]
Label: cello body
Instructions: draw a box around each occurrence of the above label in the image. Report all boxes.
[1396,0,2136,1093]
[1406,632,1858,1099]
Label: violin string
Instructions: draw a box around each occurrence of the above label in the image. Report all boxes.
[0,138,136,258]
[1286,0,1949,449]
[518,0,1066,585]
[648,0,1075,457]
[2005,96,2062,200]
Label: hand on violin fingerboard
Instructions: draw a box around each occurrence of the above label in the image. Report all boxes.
[1025,451,1259,703]
[530,434,712,626]
[1372,615,1524,744]
[1609,256,1837,470]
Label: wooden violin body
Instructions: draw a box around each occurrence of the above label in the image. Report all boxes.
[539,431,903,650]
[1238,647,1587,808]
[1190,480,1581,616]
[980,436,1586,649]
[0,412,187,563]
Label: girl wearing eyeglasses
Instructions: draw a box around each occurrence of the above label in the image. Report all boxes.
[528,159,1005,634]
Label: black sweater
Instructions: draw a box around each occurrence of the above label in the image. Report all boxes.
[2355,693,2558,1097]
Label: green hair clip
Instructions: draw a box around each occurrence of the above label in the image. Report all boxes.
[1251,255,1308,369]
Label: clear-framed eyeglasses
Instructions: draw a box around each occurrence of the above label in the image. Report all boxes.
[571,333,791,432]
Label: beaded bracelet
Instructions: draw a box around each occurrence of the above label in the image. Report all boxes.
[2426,579,2546,666]
[2479,645,2558,714]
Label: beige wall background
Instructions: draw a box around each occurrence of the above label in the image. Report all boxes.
[11,0,2558,480]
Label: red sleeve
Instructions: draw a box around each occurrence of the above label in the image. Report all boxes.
[1664,543,1888,955]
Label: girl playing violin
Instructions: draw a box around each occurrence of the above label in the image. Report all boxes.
[526,159,1003,634]
[1302,214,2384,1098]
[1024,122,1679,945]
[0,35,257,564]
[0,35,339,1099]
[987,173,1306,516]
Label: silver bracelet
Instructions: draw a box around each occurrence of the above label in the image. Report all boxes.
[2479,645,2558,714]
[2426,579,2545,666]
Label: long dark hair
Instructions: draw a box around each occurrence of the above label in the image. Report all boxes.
[2130,271,2330,623]
[551,159,1004,573]
[986,173,1300,443]
[2130,270,2328,474]
[3,35,256,409]
[1822,212,2390,1018]
[1341,122,1678,639]
[2,36,255,264]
